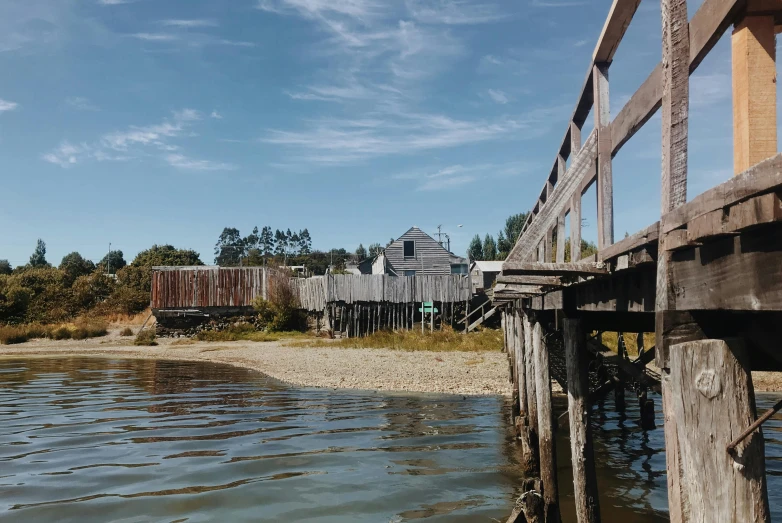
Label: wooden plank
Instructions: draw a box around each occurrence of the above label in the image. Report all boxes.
[496,275,562,286]
[672,226,782,311]
[507,131,598,262]
[661,229,694,252]
[563,318,601,523]
[503,261,608,276]
[533,321,560,522]
[733,12,777,174]
[556,212,566,263]
[609,0,742,159]
[610,64,662,157]
[570,121,582,157]
[594,62,614,251]
[593,0,643,63]
[572,268,656,313]
[727,191,782,231]
[662,153,782,233]
[571,193,582,262]
[599,221,659,260]
[669,339,770,522]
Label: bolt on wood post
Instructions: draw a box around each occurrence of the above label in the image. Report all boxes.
[669,338,770,522]
[533,321,560,523]
[563,318,601,523]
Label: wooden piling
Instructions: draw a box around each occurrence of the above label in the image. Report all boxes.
[523,313,539,464]
[564,318,601,523]
[669,338,770,522]
[533,321,559,522]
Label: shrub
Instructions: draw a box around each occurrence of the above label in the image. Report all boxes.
[134,329,157,346]
[119,327,134,336]
[252,276,306,333]
[0,326,28,345]
[71,327,89,340]
[51,326,72,340]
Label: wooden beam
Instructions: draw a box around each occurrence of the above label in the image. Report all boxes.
[658,2,690,522]
[593,0,643,63]
[661,153,782,233]
[556,212,566,263]
[599,221,660,261]
[563,318,601,523]
[504,261,608,277]
[508,131,599,262]
[610,64,663,157]
[496,275,563,286]
[570,121,582,157]
[594,62,614,251]
[732,12,777,174]
[522,313,540,473]
[571,193,582,262]
[533,321,560,522]
[669,339,770,522]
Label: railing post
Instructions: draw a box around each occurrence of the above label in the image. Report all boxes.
[732,3,778,174]
[571,193,582,262]
[593,62,614,251]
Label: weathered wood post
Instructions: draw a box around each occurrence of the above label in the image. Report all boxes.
[593,60,613,250]
[657,0,691,519]
[615,332,626,411]
[564,318,601,523]
[515,306,536,475]
[532,321,559,522]
[523,312,540,467]
[669,338,770,522]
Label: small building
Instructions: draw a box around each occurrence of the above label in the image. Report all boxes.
[358,227,468,276]
[469,260,504,294]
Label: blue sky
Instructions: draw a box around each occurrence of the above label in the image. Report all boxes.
[0,0,774,267]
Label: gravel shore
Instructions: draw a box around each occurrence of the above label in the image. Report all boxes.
[0,330,512,396]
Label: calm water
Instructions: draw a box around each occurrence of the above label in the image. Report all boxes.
[1,358,782,522]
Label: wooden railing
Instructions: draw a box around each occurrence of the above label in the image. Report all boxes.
[504,0,752,267]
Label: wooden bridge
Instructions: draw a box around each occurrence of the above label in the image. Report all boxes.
[494,0,781,521]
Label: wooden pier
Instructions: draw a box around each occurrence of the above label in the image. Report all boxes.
[496,0,781,521]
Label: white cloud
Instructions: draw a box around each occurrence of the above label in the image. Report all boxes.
[690,73,731,108]
[131,33,179,41]
[487,89,508,104]
[43,109,234,171]
[65,96,98,111]
[210,111,223,119]
[530,0,587,6]
[394,161,537,191]
[481,54,502,66]
[98,0,132,4]
[405,0,506,25]
[166,154,236,171]
[0,99,18,112]
[160,19,218,28]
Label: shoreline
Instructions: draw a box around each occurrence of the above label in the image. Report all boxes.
[0,330,512,397]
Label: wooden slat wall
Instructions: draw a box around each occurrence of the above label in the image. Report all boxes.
[152,268,471,312]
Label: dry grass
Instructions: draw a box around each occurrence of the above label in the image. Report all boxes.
[119,327,134,337]
[596,331,656,357]
[170,338,195,346]
[288,327,503,352]
[134,329,157,346]
[194,323,309,343]
[0,320,108,345]
[99,309,154,326]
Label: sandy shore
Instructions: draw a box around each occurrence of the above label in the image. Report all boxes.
[0,330,512,396]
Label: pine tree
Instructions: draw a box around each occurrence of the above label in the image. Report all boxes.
[260,226,274,264]
[483,234,498,261]
[468,234,483,261]
[355,244,367,260]
[29,239,49,268]
[214,228,244,266]
[299,229,312,255]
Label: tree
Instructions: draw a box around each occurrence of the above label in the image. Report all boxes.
[368,243,383,257]
[483,234,498,261]
[132,245,202,267]
[298,229,312,255]
[59,252,96,286]
[497,212,529,259]
[244,227,260,258]
[260,226,275,263]
[29,239,49,268]
[468,234,483,261]
[274,230,286,259]
[355,244,367,260]
[99,250,126,274]
[387,238,395,247]
[0,260,11,275]
[214,227,244,266]
[290,231,301,256]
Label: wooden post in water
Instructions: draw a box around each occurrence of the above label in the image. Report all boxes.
[615,332,626,411]
[523,312,539,469]
[515,307,536,475]
[668,338,770,522]
[563,318,601,523]
[533,321,559,522]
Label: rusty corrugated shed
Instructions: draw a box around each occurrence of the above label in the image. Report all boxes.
[151,267,270,309]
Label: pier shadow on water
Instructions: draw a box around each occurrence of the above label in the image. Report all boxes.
[2,358,782,522]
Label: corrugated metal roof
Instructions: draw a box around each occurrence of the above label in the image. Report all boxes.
[470,261,504,272]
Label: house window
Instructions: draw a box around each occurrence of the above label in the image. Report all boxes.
[403,240,415,258]
[451,264,467,274]
[404,270,416,277]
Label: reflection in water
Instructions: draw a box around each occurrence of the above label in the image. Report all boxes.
[4,358,782,522]
[0,358,518,522]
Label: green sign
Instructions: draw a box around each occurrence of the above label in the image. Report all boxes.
[419,302,438,313]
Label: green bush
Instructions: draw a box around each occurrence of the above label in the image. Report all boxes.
[52,326,72,340]
[134,329,157,346]
[251,277,306,333]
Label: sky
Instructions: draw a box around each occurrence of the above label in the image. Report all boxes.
[0,0,777,267]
